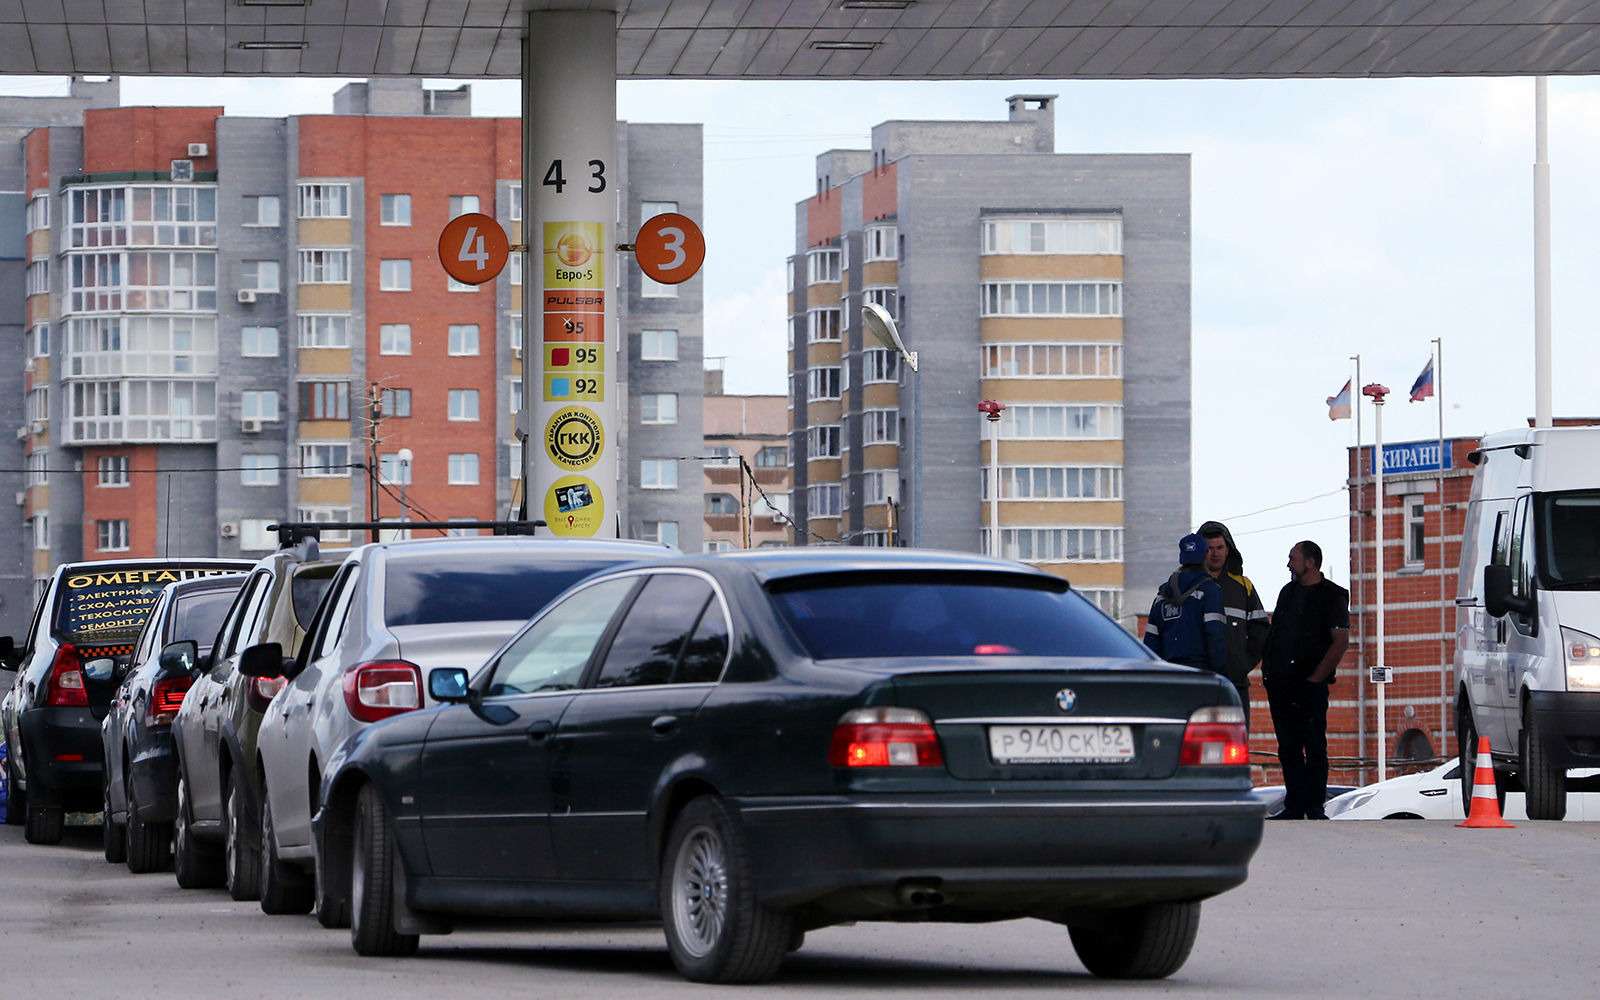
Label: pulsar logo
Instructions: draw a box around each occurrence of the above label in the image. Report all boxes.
[1055,688,1077,712]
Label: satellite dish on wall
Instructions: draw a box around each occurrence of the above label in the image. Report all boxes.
[863,302,917,372]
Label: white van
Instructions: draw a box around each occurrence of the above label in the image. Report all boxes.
[1455,427,1600,820]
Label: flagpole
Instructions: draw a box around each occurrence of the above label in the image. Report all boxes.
[1435,337,1447,760]
[1351,354,1366,787]
[1364,381,1391,784]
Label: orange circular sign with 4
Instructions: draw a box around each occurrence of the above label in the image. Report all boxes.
[438,213,510,285]
[635,212,705,285]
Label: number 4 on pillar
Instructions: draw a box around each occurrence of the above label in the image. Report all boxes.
[438,213,511,285]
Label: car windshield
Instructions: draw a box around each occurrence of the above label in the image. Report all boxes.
[768,572,1150,661]
[170,588,239,656]
[53,563,244,644]
[384,554,624,627]
[1539,491,1600,589]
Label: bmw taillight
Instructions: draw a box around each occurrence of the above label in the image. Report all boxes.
[1179,705,1249,766]
[342,661,423,724]
[147,674,192,725]
[828,707,944,768]
[44,643,89,708]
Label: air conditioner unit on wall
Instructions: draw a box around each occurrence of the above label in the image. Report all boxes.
[220,522,237,539]
[170,159,194,182]
[14,427,25,440]
[237,289,258,304]
[14,492,24,506]
[240,418,263,434]
[30,420,46,434]
[187,142,209,157]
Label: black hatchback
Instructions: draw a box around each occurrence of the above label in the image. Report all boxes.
[317,550,1263,984]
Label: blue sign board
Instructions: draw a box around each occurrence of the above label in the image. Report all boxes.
[1361,440,1451,475]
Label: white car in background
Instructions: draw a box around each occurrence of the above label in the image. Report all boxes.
[1327,760,1600,820]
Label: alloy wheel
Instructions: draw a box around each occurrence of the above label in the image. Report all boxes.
[672,826,730,958]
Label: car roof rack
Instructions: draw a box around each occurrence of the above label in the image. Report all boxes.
[267,520,548,549]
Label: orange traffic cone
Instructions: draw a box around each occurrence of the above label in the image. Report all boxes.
[1458,735,1514,829]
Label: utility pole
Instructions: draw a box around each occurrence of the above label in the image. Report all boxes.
[1534,77,1552,428]
[1364,382,1392,782]
[367,384,383,542]
[978,400,1005,556]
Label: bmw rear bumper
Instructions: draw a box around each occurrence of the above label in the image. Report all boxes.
[735,792,1265,920]
[1528,690,1600,768]
[19,707,104,809]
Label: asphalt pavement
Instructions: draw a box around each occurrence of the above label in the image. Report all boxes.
[0,820,1594,998]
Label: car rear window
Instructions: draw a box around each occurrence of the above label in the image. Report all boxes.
[170,589,239,656]
[54,563,244,644]
[384,554,625,627]
[291,568,339,629]
[768,573,1150,661]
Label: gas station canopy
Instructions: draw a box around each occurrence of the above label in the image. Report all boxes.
[2,0,1599,80]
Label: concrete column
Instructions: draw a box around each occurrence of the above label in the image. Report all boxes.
[523,11,619,537]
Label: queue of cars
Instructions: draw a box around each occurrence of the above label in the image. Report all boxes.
[0,535,1265,984]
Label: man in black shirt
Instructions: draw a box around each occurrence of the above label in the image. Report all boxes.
[1263,540,1350,820]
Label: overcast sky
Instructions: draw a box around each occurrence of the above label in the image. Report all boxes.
[6,72,1599,592]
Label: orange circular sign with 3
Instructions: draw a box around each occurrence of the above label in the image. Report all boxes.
[437,213,510,285]
[635,212,705,285]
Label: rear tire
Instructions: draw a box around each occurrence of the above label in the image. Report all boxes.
[350,785,418,957]
[225,779,262,902]
[125,777,172,874]
[1521,710,1567,821]
[1068,901,1201,980]
[173,771,223,889]
[24,797,63,845]
[259,792,314,915]
[660,796,795,984]
[102,779,126,863]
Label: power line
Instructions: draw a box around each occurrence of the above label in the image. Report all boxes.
[2,463,366,475]
[1219,487,1349,522]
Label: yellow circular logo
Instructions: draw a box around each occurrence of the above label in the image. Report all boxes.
[544,475,605,537]
[555,231,595,267]
[544,407,604,471]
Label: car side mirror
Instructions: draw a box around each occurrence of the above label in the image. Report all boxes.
[159,640,199,678]
[238,641,289,679]
[0,635,18,671]
[1483,565,1512,618]
[428,667,471,704]
[83,657,116,683]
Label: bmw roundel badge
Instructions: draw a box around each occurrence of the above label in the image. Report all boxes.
[1055,688,1077,712]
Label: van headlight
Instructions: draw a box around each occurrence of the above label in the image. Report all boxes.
[1562,627,1600,692]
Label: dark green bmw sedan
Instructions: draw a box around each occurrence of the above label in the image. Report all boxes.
[315,549,1264,985]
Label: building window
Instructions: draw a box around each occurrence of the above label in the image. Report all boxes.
[980,281,1122,318]
[379,259,411,291]
[448,388,480,421]
[299,249,351,284]
[1080,588,1125,620]
[300,381,350,421]
[806,367,841,401]
[982,343,1122,379]
[864,286,897,319]
[759,492,790,518]
[447,324,480,356]
[379,324,412,355]
[447,275,478,293]
[447,453,480,485]
[706,446,737,468]
[65,316,219,378]
[299,441,352,477]
[862,469,897,505]
[755,445,788,468]
[26,193,49,232]
[380,194,411,226]
[996,404,1123,441]
[508,183,522,222]
[26,258,50,296]
[806,308,842,343]
[703,539,735,553]
[27,323,50,359]
[864,223,897,262]
[32,515,49,550]
[806,424,841,459]
[241,390,280,422]
[509,439,522,479]
[982,217,1122,255]
[983,465,1123,501]
[241,454,280,486]
[508,253,523,286]
[26,386,49,424]
[638,200,680,298]
[508,314,524,353]
[67,184,217,247]
[97,455,129,486]
[983,526,1123,562]
[705,493,739,516]
[297,313,351,349]
[641,393,678,425]
[863,408,899,445]
[449,195,480,218]
[807,247,841,284]
[642,520,678,547]
[380,387,411,418]
[26,451,48,487]
[69,379,218,444]
[510,379,523,413]
[379,453,413,485]
[298,183,351,219]
[807,483,842,518]
[786,257,796,294]
[863,348,900,384]
[241,259,280,292]
[97,519,130,552]
[243,195,280,227]
[640,459,678,490]
[239,519,276,552]
[296,506,352,543]
[641,329,678,361]
[445,520,481,538]
[1405,495,1427,567]
[240,326,279,358]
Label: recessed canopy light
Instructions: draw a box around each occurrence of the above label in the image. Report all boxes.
[811,41,881,52]
[235,40,308,50]
[840,1,915,9]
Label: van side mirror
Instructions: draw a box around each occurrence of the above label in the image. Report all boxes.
[1484,565,1533,618]
[238,642,289,679]
[159,640,199,677]
[0,635,18,670]
[428,667,471,703]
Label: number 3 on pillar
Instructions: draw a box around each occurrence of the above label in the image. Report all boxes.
[635,213,705,285]
[437,213,510,285]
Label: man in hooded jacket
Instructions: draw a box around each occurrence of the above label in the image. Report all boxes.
[1143,534,1228,673]
[1198,520,1269,728]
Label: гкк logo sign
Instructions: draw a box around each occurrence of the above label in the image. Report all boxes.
[545,406,604,471]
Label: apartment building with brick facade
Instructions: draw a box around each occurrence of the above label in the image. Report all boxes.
[702,364,790,552]
[0,78,703,634]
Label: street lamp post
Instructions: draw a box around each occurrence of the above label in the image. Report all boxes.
[978,400,1005,556]
[863,303,920,546]
[1363,383,1391,782]
[397,447,413,539]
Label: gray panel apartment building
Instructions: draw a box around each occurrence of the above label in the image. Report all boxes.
[787,96,1191,622]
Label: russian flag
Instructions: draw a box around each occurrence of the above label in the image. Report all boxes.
[1410,358,1435,402]
[1326,379,1352,421]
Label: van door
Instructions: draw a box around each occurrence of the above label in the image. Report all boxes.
[1473,508,1513,751]
[1500,495,1541,753]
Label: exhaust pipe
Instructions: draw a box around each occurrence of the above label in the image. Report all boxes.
[896,880,945,907]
